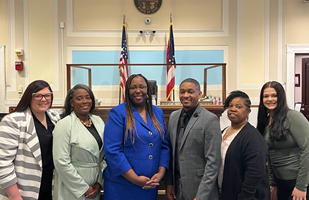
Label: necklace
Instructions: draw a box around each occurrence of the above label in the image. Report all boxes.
[79,117,92,127]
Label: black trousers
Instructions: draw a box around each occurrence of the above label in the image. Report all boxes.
[277,179,309,200]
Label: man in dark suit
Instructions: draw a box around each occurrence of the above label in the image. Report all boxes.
[165,78,221,200]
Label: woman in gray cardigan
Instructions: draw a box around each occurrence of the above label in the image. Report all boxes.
[0,80,60,200]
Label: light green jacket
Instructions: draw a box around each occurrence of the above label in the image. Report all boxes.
[53,112,106,200]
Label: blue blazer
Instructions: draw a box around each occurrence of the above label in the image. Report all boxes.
[103,103,170,199]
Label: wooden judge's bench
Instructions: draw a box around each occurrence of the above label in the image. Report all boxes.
[90,105,224,127]
[4,105,224,200]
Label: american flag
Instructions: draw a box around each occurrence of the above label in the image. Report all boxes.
[119,23,129,102]
[166,22,176,101]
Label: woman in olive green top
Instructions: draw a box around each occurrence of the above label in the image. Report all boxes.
[257,81,309,200]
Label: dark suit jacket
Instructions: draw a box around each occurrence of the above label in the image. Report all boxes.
[220,123,270,200]
[165,104,221,200]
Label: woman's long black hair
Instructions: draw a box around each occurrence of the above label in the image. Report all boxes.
[257,81,290,141]
[124,74,164,144]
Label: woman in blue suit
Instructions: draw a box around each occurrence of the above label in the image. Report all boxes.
[103,74,170,200]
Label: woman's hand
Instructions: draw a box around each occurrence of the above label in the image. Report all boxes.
[134,175,151,187]
[122,169,150,187]
[84,186,94,197]
[142,173,162,189]
[270,186,277,200]
[292,187,306,200]
[143,166,165,189]
[85,183,101,199]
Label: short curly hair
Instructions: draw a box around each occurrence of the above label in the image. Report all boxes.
[224,90,251,110]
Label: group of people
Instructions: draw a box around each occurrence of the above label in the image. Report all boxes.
[0,76,308,200]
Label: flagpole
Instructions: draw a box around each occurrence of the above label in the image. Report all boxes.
[119,15,124,104]
[166,13,176,102]
[119,15,126,104]
[170,13,175,101]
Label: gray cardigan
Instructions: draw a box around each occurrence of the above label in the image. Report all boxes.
[0,108,60,200]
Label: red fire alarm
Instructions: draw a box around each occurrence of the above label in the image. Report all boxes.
[15,61,23,71]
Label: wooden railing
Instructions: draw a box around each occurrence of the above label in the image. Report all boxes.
[8,105,224,127]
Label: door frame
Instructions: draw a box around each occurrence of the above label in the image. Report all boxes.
[286,45,309,109]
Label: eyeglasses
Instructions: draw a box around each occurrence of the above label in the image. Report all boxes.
[129,86,147,91]
[32,93,53,101]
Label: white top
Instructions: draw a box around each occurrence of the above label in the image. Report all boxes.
[218,126,240,192]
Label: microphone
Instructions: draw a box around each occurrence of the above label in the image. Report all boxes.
[193,113,199,118]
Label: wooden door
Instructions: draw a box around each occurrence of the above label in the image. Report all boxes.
[301,58,309,120]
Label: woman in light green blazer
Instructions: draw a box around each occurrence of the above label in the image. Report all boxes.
[53,84,106,200]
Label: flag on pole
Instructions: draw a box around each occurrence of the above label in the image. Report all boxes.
[119,23,129,102]
[166,22,176,101]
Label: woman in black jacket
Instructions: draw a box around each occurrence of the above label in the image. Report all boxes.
[219,90,270,200]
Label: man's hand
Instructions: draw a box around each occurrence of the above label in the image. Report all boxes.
[166,185,176,200]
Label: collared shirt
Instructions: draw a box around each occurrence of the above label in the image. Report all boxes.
[175,104,199,176]
[179,104,198,130]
